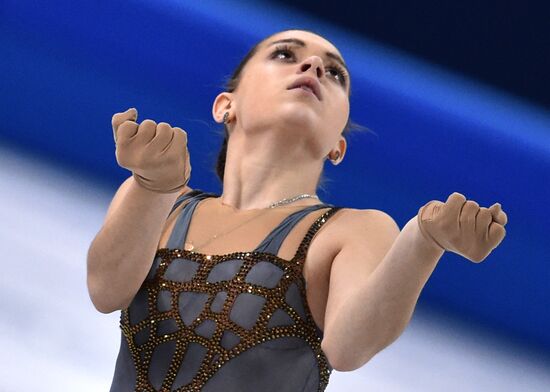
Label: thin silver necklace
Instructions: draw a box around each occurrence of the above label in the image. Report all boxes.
[184,193,320,253]
[267,193,320,208]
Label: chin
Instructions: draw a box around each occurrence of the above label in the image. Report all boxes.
[277,103,319,129]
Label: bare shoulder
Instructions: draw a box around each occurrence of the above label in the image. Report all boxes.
[340,207,399,230]
[327,207,401,253]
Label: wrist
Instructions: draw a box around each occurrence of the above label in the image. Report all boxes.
[407,216,446,256]
[132,172,189,194]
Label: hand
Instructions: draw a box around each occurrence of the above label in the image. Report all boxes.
[416,192,508,262]
[111,107,191,194]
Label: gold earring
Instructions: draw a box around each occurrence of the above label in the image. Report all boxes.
[330,151,340,166]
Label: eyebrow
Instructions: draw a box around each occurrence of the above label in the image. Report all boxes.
[266,38,349,76]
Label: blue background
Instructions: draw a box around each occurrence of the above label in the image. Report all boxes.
[2,0,549,360]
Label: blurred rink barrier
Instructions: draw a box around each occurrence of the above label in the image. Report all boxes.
[1,0,549,390]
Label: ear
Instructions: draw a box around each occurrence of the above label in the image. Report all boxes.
[332,136,347,163]
[212,92,234,123]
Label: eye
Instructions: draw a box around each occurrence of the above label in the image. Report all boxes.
[271,45,295,61]
[271,44,348,87]
[327,65,348,86]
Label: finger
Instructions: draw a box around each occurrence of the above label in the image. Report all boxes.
[498,210,508,226]
[149,122,174,153]
[111,108,137,131]
[136,119,157,144]
[115,120,139,144]
[487,222,506,249]
[171,127,188,147]
[442,192,467,227]
[112,108,138,142]
[419,201,443,222]
[475,208,493,239]
[166,126,188,156]
[459,200,479,231]
[489,203,508,225]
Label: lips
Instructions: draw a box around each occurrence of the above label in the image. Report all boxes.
[287,76,322,101]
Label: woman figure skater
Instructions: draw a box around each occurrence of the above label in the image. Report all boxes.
[87,29,508,392]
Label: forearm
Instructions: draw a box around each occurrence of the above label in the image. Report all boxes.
[330,216,445,370]
[87,177,180,313]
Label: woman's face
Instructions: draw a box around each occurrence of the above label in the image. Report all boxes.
[226,30,350,158]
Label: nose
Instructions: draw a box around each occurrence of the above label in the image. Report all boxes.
[299,56,325,78]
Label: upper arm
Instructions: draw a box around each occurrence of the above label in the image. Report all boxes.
[321,209,400,363]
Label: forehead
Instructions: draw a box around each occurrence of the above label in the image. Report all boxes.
[261,30,343,57]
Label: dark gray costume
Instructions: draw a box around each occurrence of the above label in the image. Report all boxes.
[110,189,342,391]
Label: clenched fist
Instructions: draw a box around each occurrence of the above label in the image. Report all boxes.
[417,192,508,262]
[111,107,191,194]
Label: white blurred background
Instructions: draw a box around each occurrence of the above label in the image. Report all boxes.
[1,143,549,391]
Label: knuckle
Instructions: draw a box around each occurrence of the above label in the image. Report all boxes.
[117,121,133,134]
[173,128,187,144]
[138,120,156,133]
[452,192,466,201]
[466,200,479,209]
[117,122,130,135]
[477,208,491,220]
[112,115,122,127]
[141,119,157,127]
[112,111,131,124]
[173,127,187,140]
[156,123,173,135]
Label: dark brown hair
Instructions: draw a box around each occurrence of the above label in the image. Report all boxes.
[212,29,372,192]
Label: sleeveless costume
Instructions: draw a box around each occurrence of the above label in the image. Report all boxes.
[110,189,343,391]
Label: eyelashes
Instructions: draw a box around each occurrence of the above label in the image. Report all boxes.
[270,44,348,87]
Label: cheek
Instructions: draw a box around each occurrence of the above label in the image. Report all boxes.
[238,75,280,114]
[328,97,349,130]
[236,85,278,127]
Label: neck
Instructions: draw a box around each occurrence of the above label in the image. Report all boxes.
[220,132,324,211]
